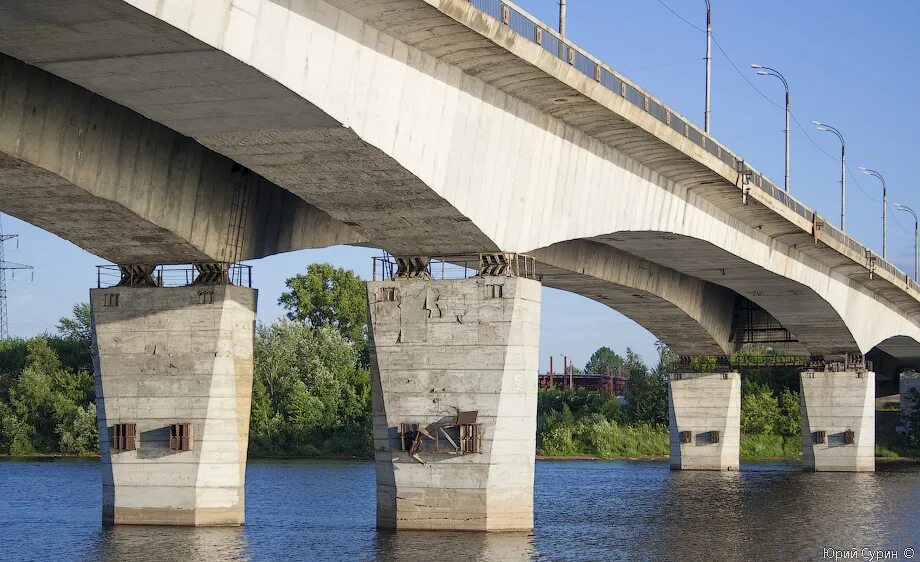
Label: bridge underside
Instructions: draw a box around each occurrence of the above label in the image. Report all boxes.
[0,53,361,264]
[0,0,914,531]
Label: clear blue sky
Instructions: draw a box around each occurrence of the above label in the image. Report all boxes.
[3,1,918,372]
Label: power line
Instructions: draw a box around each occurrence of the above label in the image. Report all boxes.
[653,0,886,210]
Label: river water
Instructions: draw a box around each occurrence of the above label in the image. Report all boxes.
[1,458,918,561]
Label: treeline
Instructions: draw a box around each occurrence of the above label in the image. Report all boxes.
[538,348,670,457]
[0,304,97,455]
[0,265,375,458]
[536,345,807,459]
[2,263,920,460]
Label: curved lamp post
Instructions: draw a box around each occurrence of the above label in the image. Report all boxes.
[894,203,918,282]
[752,64,790,193]
[860,167,888,259]
[812,121,846,230]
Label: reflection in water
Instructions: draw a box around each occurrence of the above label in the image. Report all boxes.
[2,458,918,561]
[655,470,747,561]
[86,526,248,562]
[372,530,535,562]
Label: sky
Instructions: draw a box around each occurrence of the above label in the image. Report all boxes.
[3,1,920,372]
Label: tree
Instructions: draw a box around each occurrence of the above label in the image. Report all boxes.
[740,380,781,435]
[248,321,371,457]
[278,264,368,364]
[585,346,624,375]
[905,388,920,449]
[56,303,92,343]
[4,338,94,454]
[624,348,667,425]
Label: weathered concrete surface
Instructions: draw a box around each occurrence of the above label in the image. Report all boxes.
[368,276,540,531]
[92,285,256,525]
[668,373,740,471]
[800,371,875,472]
[534,240,737,356]
[3,0,920,361]
[0,54,360,264]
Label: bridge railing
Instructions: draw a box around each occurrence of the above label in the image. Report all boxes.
[96,264,252,288]
[468,0,915,293]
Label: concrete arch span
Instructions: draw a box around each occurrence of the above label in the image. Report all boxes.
[0,54,360,264]
[532,240,737,356]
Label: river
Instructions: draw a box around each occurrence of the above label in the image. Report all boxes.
[1,458,918,561]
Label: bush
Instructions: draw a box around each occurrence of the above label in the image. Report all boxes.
[740,433,801,458]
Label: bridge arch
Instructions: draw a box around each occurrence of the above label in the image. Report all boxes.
[0,54,359,265]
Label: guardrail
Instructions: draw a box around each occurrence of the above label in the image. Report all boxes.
[372,254,537,281]
[96,264,252,288]
[470,0,915,293]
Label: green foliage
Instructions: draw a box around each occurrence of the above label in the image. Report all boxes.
[584,347,624,374]
[537,388,667,458]
[905,388,920,449]
[248,321,371,457]
[740,433,801,458]
[278,264,368,365]
[56,303,92,343]
[741,381,782,435]
[0,334,95,455]
[624,348,668,425]
[740,379,801,440]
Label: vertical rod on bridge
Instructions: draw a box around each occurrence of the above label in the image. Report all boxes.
[841,141,846,231]
[785,89,791,193]
[894,204,919,281]
[704,0,711,133]
[860,168,888,259]
[559,0,566,38]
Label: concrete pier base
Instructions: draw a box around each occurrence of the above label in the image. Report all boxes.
[801,371,875,472]
[367,276,541,531]
[668,372,740,470]
[91,285,257,525]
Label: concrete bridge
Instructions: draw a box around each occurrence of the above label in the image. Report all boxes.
[0,0,915,530]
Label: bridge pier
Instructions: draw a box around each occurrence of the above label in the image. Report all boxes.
[92,281,256,525]
[367,270,541,531]
[668,372,741,470]
[800,371,875,472]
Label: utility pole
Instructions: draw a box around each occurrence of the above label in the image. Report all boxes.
[0,215,34,339]
[704,0,711,133]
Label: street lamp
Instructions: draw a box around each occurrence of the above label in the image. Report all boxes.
[894,203,918,282]
[559,0,566,37]
[860,167,888,259]
[812,121,846,230]
[704,0,711,133]
[751,64,790,193]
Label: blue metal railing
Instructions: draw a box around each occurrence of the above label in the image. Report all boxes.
[465,0,916,293]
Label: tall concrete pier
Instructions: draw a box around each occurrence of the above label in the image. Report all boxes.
[801,371,875,472]
[667,372,741,471]
[92,285,256,525]
[368,275,541,531]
